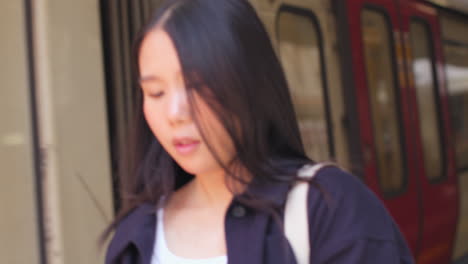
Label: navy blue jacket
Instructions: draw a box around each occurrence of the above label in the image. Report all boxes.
[105,166,414,264]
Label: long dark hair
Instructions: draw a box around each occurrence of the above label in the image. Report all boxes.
[105,0,314,239]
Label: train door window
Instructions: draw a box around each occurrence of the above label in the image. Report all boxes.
[441,15,468,172]
[361,9,406,194]
[277,8,332,161]
[409,20,444,181]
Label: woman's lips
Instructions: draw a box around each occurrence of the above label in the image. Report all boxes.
[173,137,200,155]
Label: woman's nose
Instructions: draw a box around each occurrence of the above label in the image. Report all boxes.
[168,88,191,125]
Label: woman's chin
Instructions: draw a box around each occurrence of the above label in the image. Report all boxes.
[177,162,223,178]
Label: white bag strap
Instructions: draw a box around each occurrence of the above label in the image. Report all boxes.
[284,163,329,264]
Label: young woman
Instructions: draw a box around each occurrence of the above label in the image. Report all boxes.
[105,0,414,263]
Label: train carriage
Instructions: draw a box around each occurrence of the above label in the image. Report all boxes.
[1,0,468,263]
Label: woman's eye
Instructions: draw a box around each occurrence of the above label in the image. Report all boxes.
[149,91,164,98]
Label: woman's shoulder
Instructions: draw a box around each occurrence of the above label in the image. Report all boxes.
[105,203,157,264]
[306,165,414,262]
[113,203,156,235]
[308,165,395,239]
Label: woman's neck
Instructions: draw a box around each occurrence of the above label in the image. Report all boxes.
[191,172,233,210]
[169,167,250,212]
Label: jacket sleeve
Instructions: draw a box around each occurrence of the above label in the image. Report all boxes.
[314,238,414,263]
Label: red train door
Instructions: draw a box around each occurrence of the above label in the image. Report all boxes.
[399,1,459,263]
[341,0,421,253]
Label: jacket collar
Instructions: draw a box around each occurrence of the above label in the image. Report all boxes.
[244,177,291,207]
[106,178,291,264]
[106,203,157,264]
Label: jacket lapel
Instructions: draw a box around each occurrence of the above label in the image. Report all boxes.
[225,203,270,264]
[226,179,295,264]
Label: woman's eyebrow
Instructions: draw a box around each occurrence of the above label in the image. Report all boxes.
[139,75,163,83]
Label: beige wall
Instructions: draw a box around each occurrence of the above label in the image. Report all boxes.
[0,1,41,264]
[32,0,114,263]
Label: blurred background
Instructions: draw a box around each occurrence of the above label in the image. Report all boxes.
[1,0,467,263]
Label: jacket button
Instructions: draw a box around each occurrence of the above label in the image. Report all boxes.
[231,205,246,218]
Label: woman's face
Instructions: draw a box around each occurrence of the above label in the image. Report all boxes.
[138,29,235,176]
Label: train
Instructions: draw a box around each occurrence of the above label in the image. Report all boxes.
[1,0,467,263]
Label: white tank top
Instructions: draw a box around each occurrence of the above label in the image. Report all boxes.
[151,209,228,264]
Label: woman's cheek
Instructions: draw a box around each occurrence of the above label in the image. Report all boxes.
[143,100,165,141]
